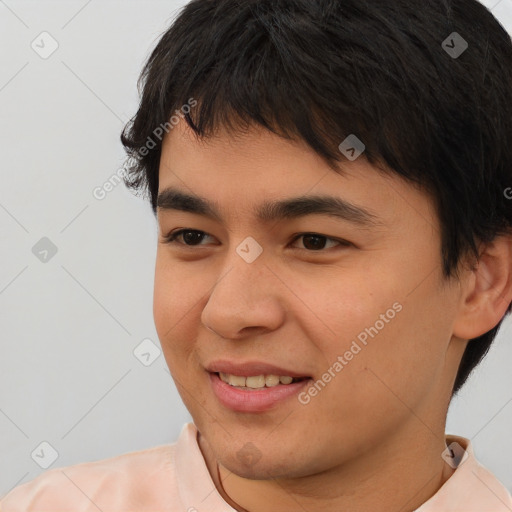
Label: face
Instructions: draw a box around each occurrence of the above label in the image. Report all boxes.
[154,120,466,480]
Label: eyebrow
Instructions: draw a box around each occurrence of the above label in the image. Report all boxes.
[156,187,384,228]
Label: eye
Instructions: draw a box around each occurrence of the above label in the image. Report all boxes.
[162,229,214,246]
[162,229,351,252]
[289,233,351,251]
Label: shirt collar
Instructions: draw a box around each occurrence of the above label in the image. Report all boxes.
[414,434,512,511]
[175,422,238,512]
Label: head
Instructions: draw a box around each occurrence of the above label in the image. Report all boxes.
[121,0,512,479]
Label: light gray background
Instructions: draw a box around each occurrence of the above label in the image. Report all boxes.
[1,0,511,498]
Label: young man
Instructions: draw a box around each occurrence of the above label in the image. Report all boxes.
[2,0,512,510]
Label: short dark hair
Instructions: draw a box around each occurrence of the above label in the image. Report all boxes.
[121,0,512,396]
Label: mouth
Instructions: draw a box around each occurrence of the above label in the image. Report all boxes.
[215,372,309,390]
[208,371,313,412]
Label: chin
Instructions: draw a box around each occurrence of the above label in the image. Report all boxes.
[219,446,314,480]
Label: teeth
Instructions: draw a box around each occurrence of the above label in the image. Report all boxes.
[265,375,280,387]
[218,372,302,388]
[227,374,246,387]
[246,375,266,388]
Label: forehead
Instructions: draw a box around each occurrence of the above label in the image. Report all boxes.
[158,120,436,233]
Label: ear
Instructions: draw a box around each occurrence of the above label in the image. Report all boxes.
[453,234,512,340]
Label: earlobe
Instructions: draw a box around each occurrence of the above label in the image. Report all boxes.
[452,234,512,340]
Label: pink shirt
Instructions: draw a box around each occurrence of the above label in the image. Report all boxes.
[1,423,511,511]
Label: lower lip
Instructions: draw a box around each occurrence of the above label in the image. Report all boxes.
[209,372,312,413]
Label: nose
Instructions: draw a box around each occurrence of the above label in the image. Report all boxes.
[201,255,286,340]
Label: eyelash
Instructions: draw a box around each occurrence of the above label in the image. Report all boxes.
[161,229,351,252]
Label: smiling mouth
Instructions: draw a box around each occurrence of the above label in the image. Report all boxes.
[215,372,310,390]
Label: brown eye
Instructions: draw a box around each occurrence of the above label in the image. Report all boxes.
[290,233,350,252]
[163,229,213,246]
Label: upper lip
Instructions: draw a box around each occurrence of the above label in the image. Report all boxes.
[205,360,311,378]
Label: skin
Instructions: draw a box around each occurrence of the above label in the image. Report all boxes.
[154,119,512,512]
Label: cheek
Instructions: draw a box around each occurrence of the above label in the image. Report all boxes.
[305,266,444,401]
[305,305,437,446]
[152,255,203,363]
[326,291,453,418]
[295,266,392,349]
[154,253,200,327]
